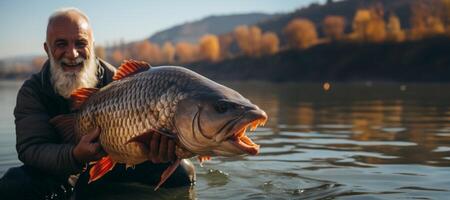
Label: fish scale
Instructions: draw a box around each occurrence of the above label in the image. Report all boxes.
[75,70,188,165]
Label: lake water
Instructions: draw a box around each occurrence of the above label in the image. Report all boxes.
[1,80,450,199]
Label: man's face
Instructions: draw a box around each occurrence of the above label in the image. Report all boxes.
[45,13,99,98]
[45,15,93,73]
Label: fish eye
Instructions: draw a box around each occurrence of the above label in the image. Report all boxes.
[214,101,229,114]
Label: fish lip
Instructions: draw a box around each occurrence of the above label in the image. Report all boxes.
[226,109,267,155]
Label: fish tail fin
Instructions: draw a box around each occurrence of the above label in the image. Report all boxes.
[50,114,77,143]
[154,159,181,191]
[88,156,116,183]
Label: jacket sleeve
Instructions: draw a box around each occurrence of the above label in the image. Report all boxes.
[14,84,83,176]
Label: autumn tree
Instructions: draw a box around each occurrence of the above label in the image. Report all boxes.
[323,15,346,41]
[386,13,405,42]
[352,9,371,41]
[283,18,318,49]
[352,8,386,42]
[13,63,30,74]
[443,0,450,31]
[199,34,220,62]
[428,17,445,34]
[175,42,198,63]
[130,40,163,64]
[218,34,234,59]
[234,25,251,55]
[161,42,175,63]
[95,46,106,59]
[111,49,125,66]
[369,4,387,40]
[248,26,262,55]
[410,1,446,39]
[31,56,46,72]
[234,25,264,56]
[260,32,279,55]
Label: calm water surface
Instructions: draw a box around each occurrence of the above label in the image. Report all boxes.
[1,80,450,199]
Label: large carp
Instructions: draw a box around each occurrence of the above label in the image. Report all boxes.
[51,60,267,190]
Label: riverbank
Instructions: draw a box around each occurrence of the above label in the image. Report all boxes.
[187,36,450,82]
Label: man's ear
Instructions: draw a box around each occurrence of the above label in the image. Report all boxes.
[44,42,49,57]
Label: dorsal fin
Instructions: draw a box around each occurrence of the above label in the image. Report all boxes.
[113,59,151,81]
[70,88,99,110]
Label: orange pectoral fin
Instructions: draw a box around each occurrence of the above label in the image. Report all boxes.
[88,156,116,184]
[154,159,181,191]
[197,156,211,167]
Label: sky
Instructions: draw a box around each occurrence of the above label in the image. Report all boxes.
[0,0,325,59]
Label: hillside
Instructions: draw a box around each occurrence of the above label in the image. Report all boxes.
[186,36,450,82]
[148,0,431,45]
[257,0,439,42]
[147,0,427,45]
[148,13,276,44]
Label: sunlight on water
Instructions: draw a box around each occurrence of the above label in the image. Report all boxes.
[1,80,450,199]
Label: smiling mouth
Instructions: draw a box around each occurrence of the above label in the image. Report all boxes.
[228,111,267,155]
[62,62,83,72]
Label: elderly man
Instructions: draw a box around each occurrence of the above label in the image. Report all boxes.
[0,8,194,199]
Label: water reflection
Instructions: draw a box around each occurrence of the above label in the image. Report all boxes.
[227,82,450,167]
[219,82,450,199]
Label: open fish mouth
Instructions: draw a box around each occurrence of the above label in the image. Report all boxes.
[228,110,267,155]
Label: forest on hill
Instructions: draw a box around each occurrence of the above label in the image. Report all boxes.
[187,36,450,82]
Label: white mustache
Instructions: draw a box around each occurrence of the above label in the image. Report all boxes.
[60,57,85,66]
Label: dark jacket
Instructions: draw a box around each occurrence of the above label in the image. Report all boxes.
[14,58,116,176]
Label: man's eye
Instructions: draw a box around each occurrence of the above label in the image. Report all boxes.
[76,41,87,48]
[56,42,66,48]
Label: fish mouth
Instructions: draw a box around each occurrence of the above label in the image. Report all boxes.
[227,110,267,155]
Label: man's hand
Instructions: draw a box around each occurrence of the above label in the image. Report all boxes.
[73,127,107,164]
[148,132,176,163]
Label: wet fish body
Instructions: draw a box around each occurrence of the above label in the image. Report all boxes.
[52,60,267,188]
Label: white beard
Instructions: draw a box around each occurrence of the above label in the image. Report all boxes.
[49,50,99,99]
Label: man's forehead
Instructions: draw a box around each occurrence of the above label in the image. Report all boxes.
[47,14,92,40]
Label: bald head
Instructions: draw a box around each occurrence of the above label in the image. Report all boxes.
[46,8,93,43]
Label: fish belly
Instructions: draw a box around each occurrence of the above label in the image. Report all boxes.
[99,118,152,165]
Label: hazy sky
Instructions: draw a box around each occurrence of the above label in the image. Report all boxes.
[0,0,325,59]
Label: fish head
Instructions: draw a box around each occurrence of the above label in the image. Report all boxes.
[174,82,267,157]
